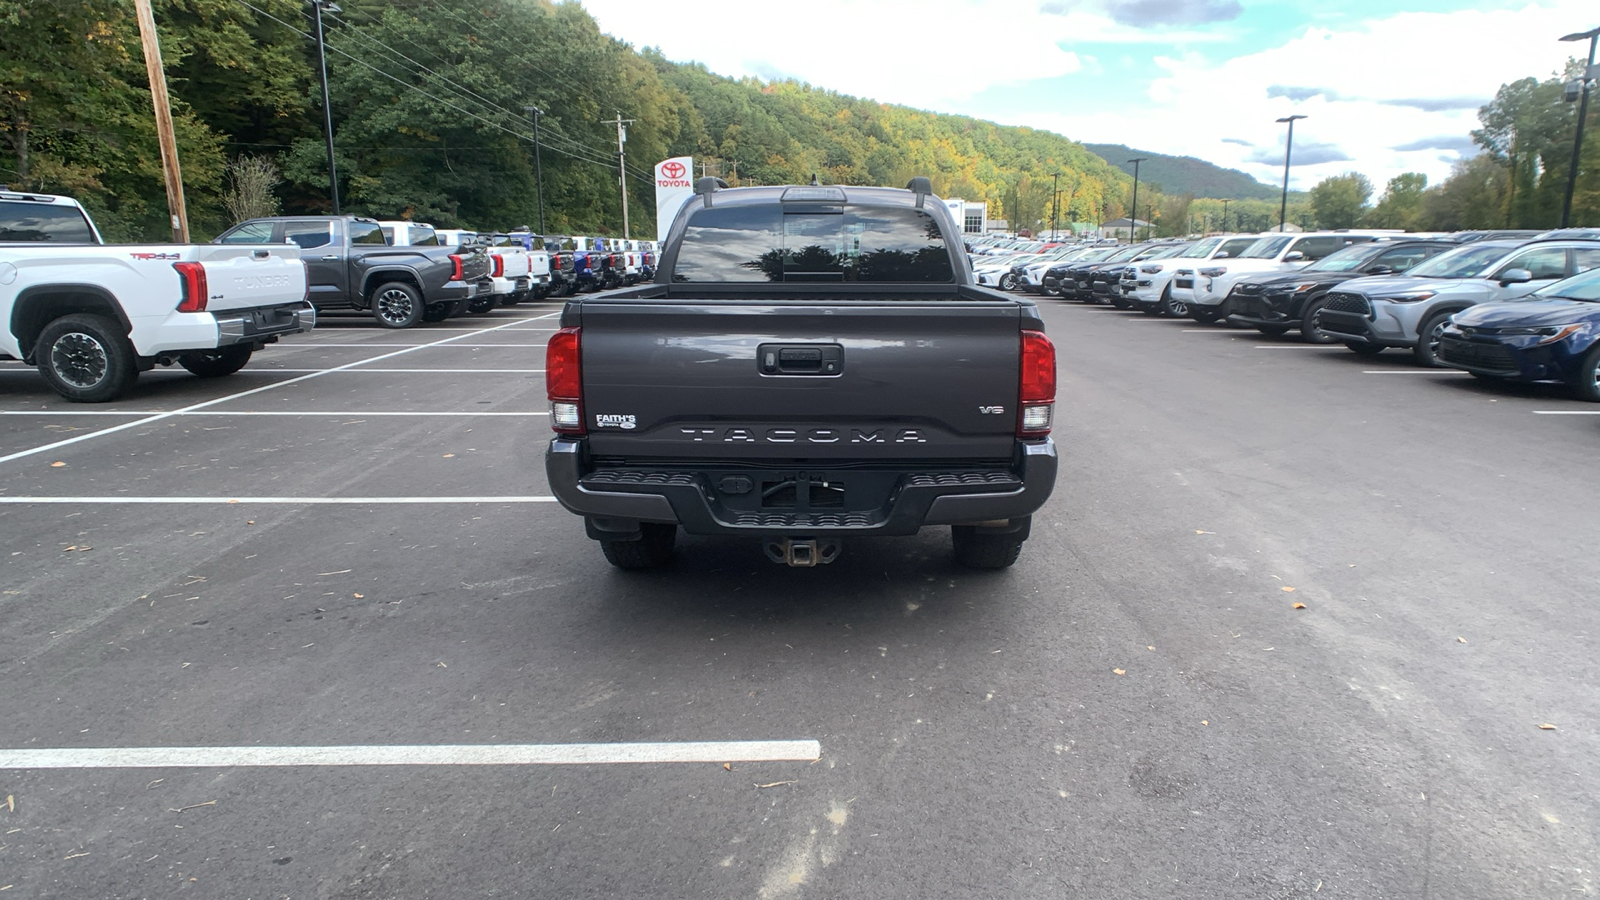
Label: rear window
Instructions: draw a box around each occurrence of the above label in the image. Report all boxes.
[408,225,439,246]
[673,205,953,283]
[0,201,95,242]
[349,222,385,244]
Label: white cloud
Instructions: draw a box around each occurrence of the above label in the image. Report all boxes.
[583,0,1084,106]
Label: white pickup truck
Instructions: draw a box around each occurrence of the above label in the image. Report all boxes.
[1,191,313,401]
[481,232,550,307]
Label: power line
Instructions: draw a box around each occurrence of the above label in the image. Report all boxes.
[232,0,654,188]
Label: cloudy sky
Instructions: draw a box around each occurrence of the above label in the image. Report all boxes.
[581,0,1597,192]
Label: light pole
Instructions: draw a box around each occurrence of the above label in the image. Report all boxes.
[311,0,340,214]
[524,106,547,234]
[1051,172,1061,240]
[1220,198,1231,233]
[1276,114,1307,232]
[1559,27,1599,228]
[1126,157,1147,244]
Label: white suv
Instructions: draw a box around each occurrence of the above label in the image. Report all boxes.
[1153,235,1262,317]
[1186,232,1395,323]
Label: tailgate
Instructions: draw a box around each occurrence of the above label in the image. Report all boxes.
[194,245,307,313]
[578,301,1023,461]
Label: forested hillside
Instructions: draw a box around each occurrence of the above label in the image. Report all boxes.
[1082,144,1283,200]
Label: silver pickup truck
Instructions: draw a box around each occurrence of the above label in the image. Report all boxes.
[542,178,1059,570]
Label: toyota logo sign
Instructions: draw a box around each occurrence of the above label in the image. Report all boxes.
[661,161,686,180]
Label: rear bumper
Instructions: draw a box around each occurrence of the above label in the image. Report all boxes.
[545,438,1058,537]
[140,301,314,356]
[217,302,315,346]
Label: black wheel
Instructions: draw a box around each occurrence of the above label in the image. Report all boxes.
[1191,309,1222,324]
[1413,311,1453,367]
[370,281,423,329]
[1256,324,1291,337]
[35,313,138,402]
[466,295,497,315]
[998,273,1017,291]
[1164,293,1189,318]
[1574,343,1600,402]
[421,302,454,323]
[1300,297,1336,343]
[952,525,1024,569]
[178,345,252,378]
[1344,340,1385,357]
[598,523,677,569]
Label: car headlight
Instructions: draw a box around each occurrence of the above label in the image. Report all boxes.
[1139,264,1164,274]
[1500,324,1583,344]
[1199,267,1227,277]
[1380,291,1435,303]
[1290,282,1320,292]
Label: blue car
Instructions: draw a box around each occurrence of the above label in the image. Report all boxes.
[1438,266,1600,400]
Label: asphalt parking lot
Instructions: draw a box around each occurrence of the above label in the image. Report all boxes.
[2,298,1597,899]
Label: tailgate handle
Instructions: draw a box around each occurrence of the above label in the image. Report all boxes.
[760,343,843,376]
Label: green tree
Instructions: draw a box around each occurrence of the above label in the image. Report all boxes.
[1309,172,1373,228]
[1367,173,1428,230]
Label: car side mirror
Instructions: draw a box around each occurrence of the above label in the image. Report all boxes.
[1213,251,1229,259]
[1284,251,1305,262]
[1498,268,1533,285]
[1365,265,1394,276]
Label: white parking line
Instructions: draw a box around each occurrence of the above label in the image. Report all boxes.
[255,368,545,374]
[1360,369,1471,375]
[1253,345,1342,349]
[0,317,536,467]
[0,496,558,504]
[0,410,547,417]
[0,740,822,768]
[281,343,549,348]
[1179,329,1241,333]
[1531,410,1600,415]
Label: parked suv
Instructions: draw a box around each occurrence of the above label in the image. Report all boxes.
[1144,235,1260,317]
[1229,239,1454,341]
[1187,232,1390,323]
[1316,238,1600,365]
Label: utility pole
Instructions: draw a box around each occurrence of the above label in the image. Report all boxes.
[1558,27,1599,227]
[310,0,341,214]
[1276,114,1307,232]
[1220,199,1231,233]
[524,106,546,234]
[1126,158,1147,244]
[1050,172,1061,240]
[601,110,634,236]
[133,0,189,242]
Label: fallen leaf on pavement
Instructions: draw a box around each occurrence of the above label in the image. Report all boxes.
[1201,720,1209,726]
[49,461,65,468]
[1113,668,1125,676]
[442,453,455,458]
[353,593,364,599]
[1457,637,1467,644]
[723,763,732,771]
[1292,602,1307,610]
[1195,530,1214,535]
[1538,723,1557,730]
[1281,586,1296,592]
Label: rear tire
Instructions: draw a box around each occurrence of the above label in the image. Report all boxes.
[35,313,138,403]
[1344,340,1385,357]
[1300,297,1335,343]
[370,282,423,329]
[178,345,252,378]
[1574,344,1600,402]
[1413,311,1453,367]
[952,525,1024,569]
[599,523,677,569]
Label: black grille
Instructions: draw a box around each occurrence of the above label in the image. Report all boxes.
[584,471,697,487]
[1439,337,1518,371]
[906,471,1020,488]
[729,511,878,528]
[1324,292,1370,315]
[1175,277,1193,289]
[1233,283,1263,295]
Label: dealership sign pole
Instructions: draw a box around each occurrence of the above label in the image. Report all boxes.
[655,157,694,243]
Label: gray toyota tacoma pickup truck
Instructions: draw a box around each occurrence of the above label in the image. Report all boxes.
[543,177,1058,570]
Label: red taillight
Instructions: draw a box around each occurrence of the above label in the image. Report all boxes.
[174,261,208,313]
[546,326,584,434]
[491,254,505,277]
[448,254,464,281]
[1018,329,1055,437]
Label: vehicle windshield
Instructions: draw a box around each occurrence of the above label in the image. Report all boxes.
[1103,245,1145,263]
[1140,244,1190,261]
[1404,243,1516,279]
[1304,243,1383,273]
[1240,235,1294,259]
[1533,268,1600,302]
[1181,238,1221,258]
[0,201,96,242]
